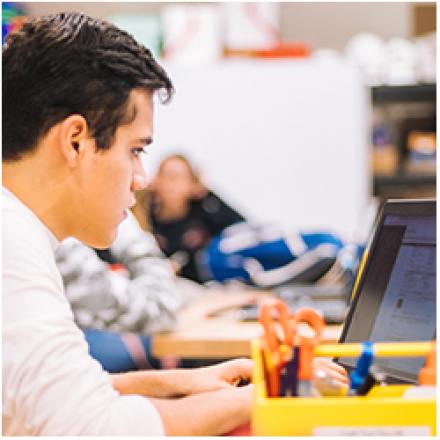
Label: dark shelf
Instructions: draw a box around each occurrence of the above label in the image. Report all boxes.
[372,83,436,104]
[371,83,436,200]
[374,172,436,186]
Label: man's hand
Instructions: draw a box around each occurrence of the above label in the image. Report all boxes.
[112,359,254,435]
[312,357,349,395]
[151,383,254,436]
[111,358,253,399]
[182,358,254,395]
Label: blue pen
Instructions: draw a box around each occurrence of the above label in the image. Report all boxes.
[349,341,374,393]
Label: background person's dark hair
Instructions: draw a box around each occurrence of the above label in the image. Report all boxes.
[2,12,174,161]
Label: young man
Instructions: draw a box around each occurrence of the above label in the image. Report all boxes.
[3,11,348,436]
[2,12,254,436]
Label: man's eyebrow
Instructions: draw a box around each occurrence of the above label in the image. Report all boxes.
[132,137,153,145]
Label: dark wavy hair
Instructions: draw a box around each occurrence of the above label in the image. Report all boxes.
[2,12,174,161]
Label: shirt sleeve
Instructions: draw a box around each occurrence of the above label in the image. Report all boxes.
[3,316,165,435]
[56,213,183,334]
[2,210,164,436]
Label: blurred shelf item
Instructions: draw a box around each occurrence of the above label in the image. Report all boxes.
[372,83,436,103]
[404,130,436,175]
[371,83,436,201]
[373,172,436,201]
[371,145,399,176]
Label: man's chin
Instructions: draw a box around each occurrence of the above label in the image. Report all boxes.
[78,230,116,249]
[93,240,113,250]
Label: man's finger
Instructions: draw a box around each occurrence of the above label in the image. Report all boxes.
[219,358,254,381]
[314,358,348,376]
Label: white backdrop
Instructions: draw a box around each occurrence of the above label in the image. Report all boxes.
[144,58,372,242]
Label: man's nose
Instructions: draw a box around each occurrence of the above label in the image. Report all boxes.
[131,162,148,191]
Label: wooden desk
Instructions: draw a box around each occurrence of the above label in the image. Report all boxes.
[152,289,342,359]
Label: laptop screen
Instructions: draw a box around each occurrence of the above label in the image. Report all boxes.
[338,199,436,383]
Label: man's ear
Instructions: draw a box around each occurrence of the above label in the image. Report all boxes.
[58,115,90,167]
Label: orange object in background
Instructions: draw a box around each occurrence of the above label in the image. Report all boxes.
[418,342,436,385]
[224,42,311,59]
[255,42,311,58]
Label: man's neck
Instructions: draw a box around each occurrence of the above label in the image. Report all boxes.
[3,157,68,241]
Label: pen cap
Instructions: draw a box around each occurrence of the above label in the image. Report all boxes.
[349,341,374,390]
[418,343,436,386]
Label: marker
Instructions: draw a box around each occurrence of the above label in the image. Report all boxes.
[349,341,374,393]
[280,345,298,397]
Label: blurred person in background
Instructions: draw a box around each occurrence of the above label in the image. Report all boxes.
[148,153,245,283]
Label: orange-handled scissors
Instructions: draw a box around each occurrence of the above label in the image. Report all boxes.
[277,306,325,397]
[259,298,295,351]
[259,299,325,397]
[292,307,325,396]
[259,298,296,396]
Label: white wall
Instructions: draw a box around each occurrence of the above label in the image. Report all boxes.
[146,58,371,241]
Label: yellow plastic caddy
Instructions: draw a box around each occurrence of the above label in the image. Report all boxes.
[251,339,436,436]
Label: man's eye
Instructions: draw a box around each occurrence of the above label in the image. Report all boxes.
[132,147,147,157]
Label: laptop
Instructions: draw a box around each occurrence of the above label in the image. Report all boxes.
[337,199,436,383]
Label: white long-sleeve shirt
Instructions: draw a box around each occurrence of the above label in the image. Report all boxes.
[2,187,164,436]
